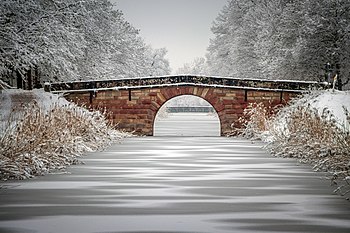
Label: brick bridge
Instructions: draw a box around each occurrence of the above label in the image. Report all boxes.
[48,75,328,136]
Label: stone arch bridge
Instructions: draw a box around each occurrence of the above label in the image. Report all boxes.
[48,75,328,136]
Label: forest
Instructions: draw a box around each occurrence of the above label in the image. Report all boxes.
[0,0,171,86]
[181,0,350,90]
[1,0,350,90]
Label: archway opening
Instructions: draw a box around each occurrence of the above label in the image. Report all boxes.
[153,95,221,136]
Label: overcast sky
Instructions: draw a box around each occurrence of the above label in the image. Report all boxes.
[112,0,228,73]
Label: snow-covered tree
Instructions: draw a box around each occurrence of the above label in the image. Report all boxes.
[206,0,261,78]
[144,46,171,76]
[1,0,95,82]
[295,0,350,87]
[206,0,350,89]
[0,0,171,86]
[176,57,208,75]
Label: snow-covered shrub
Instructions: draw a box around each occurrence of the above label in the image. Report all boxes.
[237,91,350,197]
[235,102,276,139]
[267,104,350,196]
[0,101,128,180]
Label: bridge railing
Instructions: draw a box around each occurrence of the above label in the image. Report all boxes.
[47,75,330,93]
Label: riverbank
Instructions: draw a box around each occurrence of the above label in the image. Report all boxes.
[0,89,129,180]
[240,90,350,198]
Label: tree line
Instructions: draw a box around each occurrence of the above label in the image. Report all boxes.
[2,0,350,90]
[0,0,171,87]
[178,0,350,89]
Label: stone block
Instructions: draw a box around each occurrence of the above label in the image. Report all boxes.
[157,92,166,103]
[222,99,233,105]
[201,88,209,98]
[141,99,152,105]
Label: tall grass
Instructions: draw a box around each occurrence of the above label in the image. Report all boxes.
[235,102,276,139]
[0,101,127,180]
[268,105,350,196]
[238,100,350,197]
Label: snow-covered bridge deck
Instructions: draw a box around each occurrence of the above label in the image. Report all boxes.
[47,75,329,93]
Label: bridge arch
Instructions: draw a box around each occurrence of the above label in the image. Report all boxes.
[153,94,221,136]
[150,87,225,135]
[51,75,319,136]
[63,85,292,136]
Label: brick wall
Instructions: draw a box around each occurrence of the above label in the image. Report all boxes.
[65,85,297,136]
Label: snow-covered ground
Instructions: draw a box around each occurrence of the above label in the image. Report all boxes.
[308,90,350,131]
[0,89,69,133]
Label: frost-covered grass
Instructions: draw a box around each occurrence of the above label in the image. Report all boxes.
[235,102,277,139]
[238,90,350,197]
[0,89,129,180]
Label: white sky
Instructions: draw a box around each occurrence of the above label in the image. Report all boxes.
[112,0,228,73]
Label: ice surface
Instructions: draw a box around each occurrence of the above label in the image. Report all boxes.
[154,112,220,136]
[1,137,349,233]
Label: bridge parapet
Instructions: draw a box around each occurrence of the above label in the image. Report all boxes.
[47,75,329,93]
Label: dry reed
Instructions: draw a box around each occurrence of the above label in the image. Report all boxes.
[235,102,276,139]
[238,100,350,197]
[267,105,350,196]
[0,101,127,180]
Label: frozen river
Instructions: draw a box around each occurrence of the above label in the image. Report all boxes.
[1,114,350,233]
[154,112,221,136]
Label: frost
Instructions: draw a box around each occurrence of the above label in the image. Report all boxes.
[0,89,130,180]
[205,0,350,90]
[0,0,171,85]
[237,90,350,198]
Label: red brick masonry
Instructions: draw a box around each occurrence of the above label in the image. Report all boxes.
[65,85,297,136]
